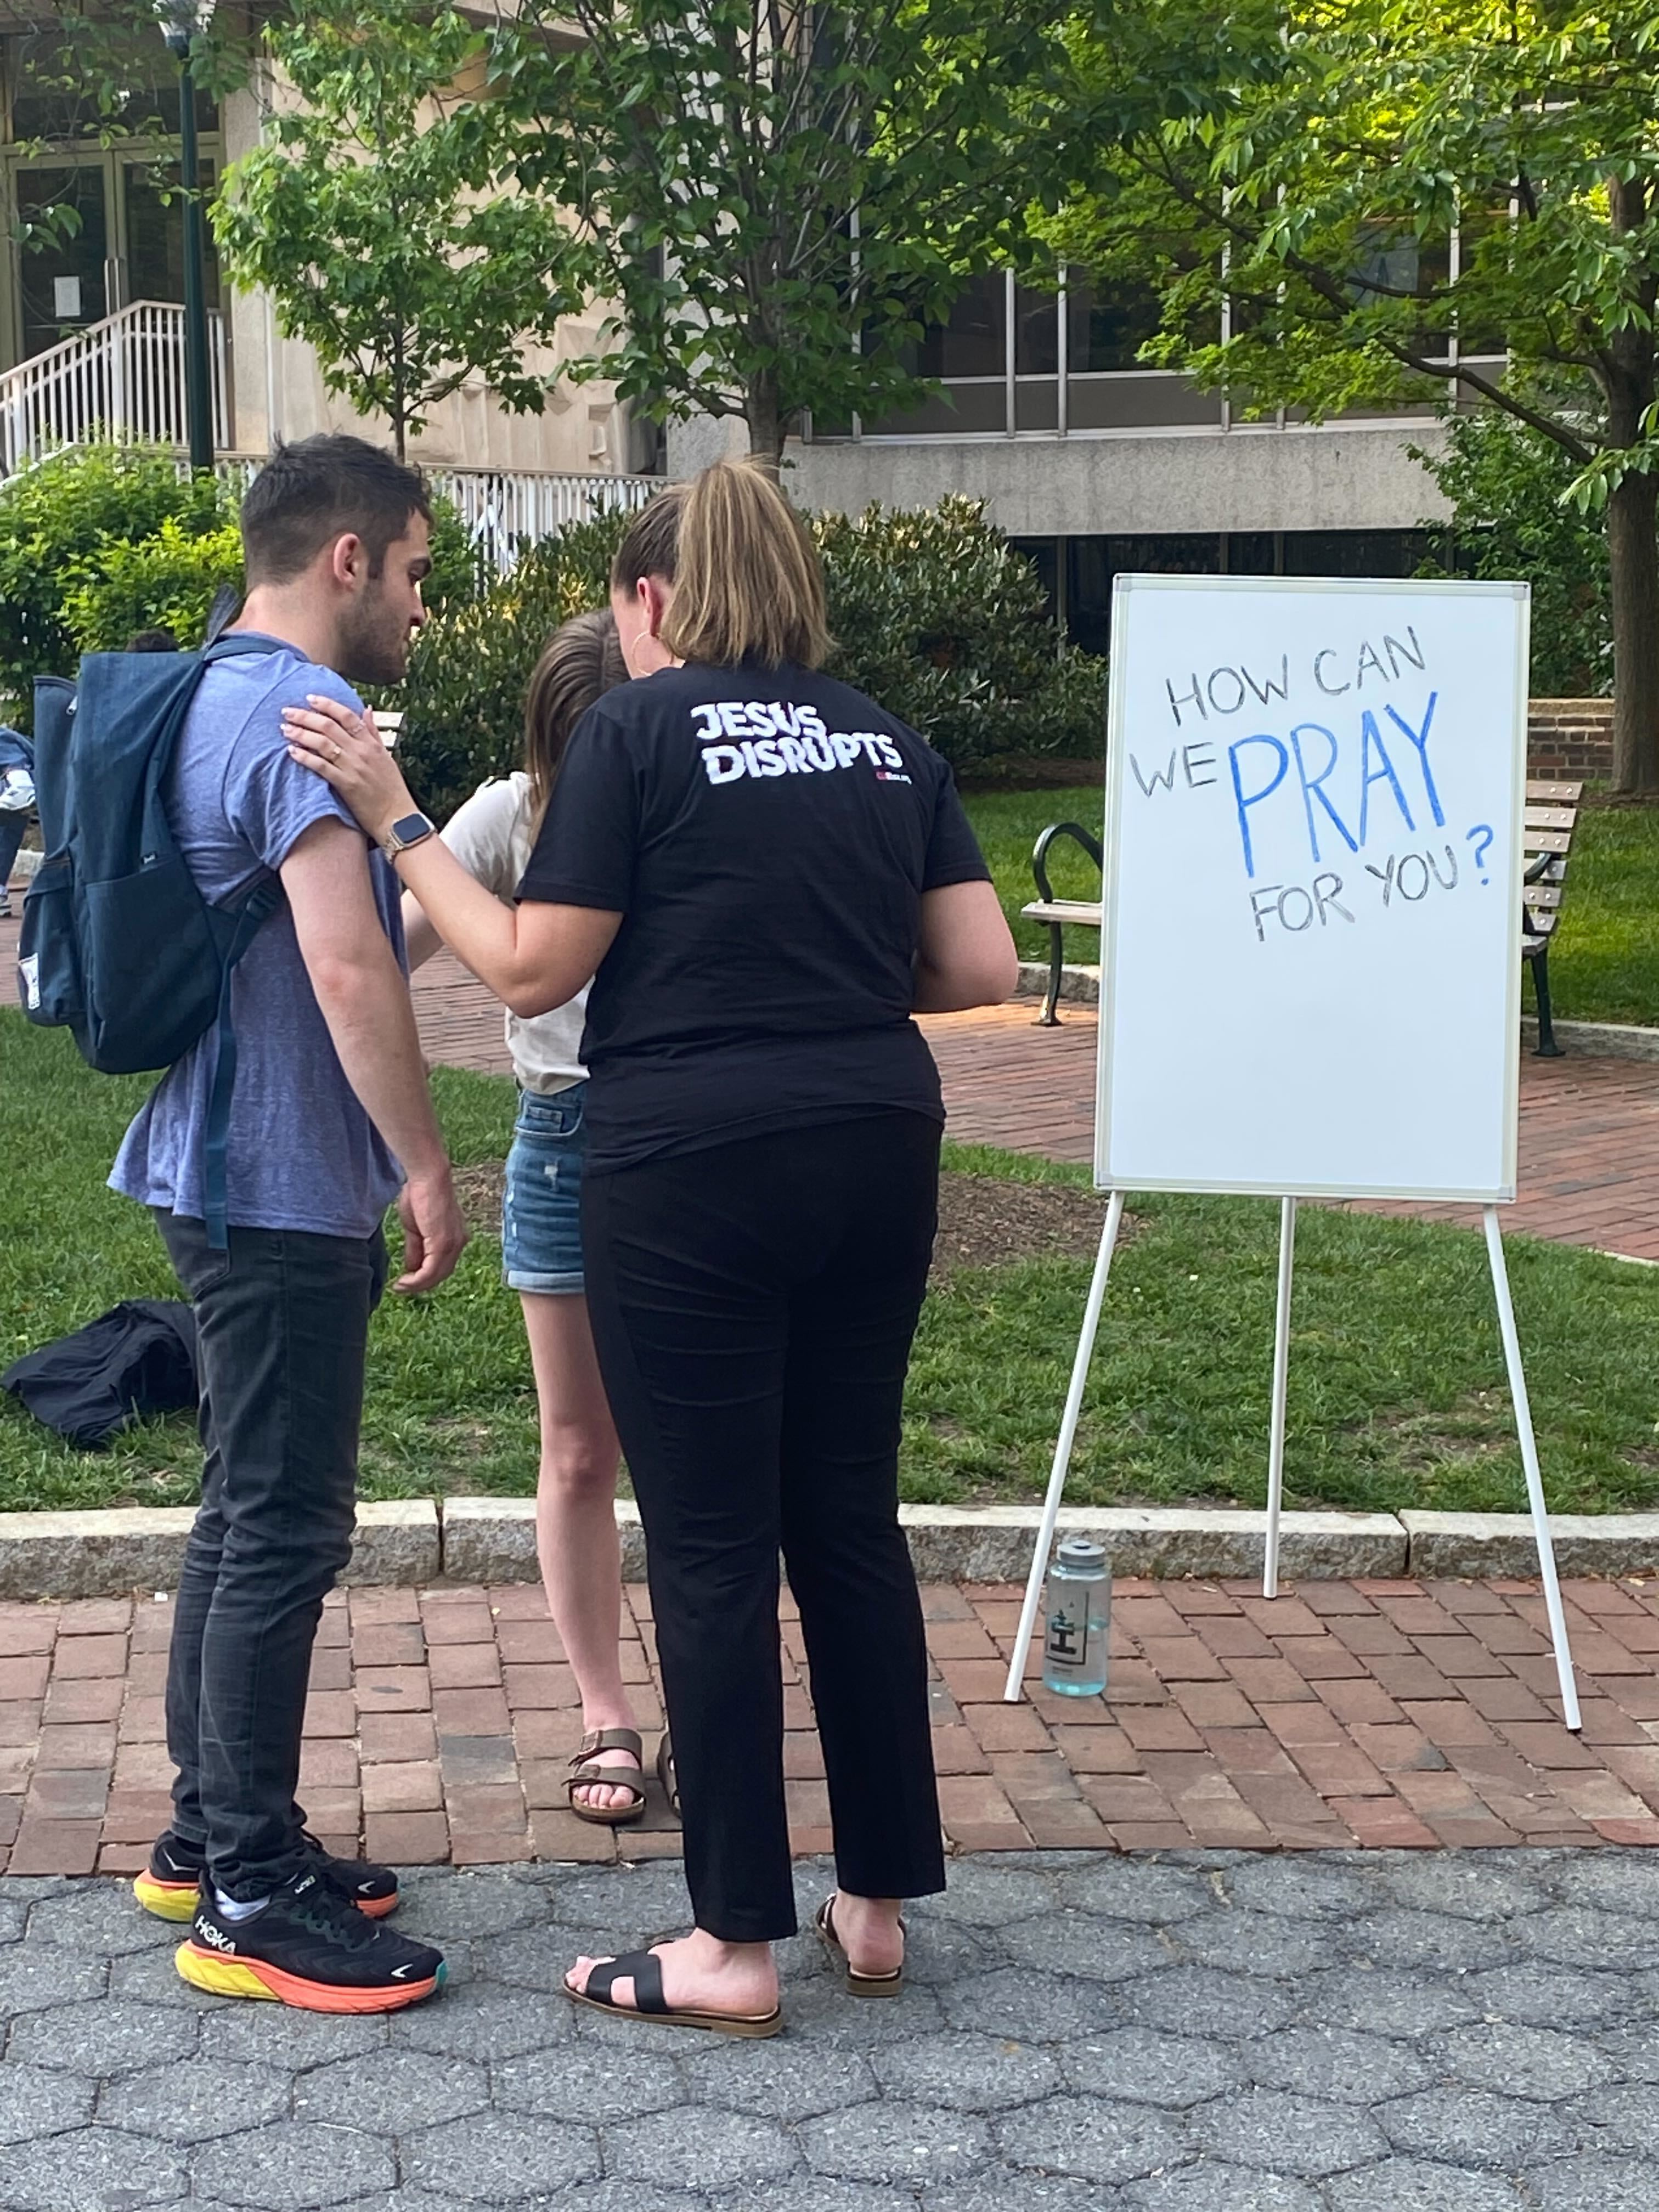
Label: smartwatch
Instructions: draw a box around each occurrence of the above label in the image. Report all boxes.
[381,810,436,861]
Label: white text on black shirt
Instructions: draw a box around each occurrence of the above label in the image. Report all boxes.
[692,700,907,784]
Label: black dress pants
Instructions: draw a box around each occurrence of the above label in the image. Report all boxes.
[157,1210,386,1899]
[582,1110,947,1943]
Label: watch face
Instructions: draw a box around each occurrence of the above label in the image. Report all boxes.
[391,813,430,844]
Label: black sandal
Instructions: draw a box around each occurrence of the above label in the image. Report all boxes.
[565,1948,782,2038]
[566,1728,647,1827]
[815,1896,905,1998]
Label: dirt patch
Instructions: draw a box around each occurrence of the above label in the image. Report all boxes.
[454,1161,507,1235]
[451,1161,1120,1276]
[933,1171,1121,1274]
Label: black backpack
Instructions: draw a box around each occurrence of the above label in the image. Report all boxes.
[17,638,284,1246]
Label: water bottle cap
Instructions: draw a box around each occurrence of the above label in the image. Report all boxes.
[1056,1537,1108,1571]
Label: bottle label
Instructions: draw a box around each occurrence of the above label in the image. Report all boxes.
[1046,1601,1092,1672]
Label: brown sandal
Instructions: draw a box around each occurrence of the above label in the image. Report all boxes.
[566,1728,647,1826]
[814,1895,905,1998]
[656,1730,680,1819]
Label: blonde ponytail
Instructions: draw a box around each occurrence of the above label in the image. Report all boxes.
[611,458,831,671]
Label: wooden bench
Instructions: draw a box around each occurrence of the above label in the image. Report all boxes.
[1023,781,1585,1052]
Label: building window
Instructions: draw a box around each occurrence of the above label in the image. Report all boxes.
[1066,276,1163,375]
[916,272,1005,382]
[1012,531,1440,659]
[2,36,225,371]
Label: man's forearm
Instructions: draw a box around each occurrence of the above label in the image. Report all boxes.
[309,944,449,1180]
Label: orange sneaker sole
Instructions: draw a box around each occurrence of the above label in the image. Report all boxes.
[174,1940,442,2013]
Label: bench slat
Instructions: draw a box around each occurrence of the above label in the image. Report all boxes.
[1522,828,1572,854]
[1023,899,1104,926]
[1526,780,1585,803]
[1523,805,1577,830]
[1525,884,1565,910]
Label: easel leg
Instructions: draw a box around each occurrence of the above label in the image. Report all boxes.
[1263,1197,1297,1600]
[1003,1191,1126,1703]
[1482,1206,1582,1730]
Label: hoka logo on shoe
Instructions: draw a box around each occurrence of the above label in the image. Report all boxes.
[196,1922,237,1953]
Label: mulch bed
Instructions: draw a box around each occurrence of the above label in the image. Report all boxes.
[453,1163,1119,1277]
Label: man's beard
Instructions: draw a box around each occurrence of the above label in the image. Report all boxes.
[337,589,411,687]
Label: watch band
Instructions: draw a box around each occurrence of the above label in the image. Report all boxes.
[382,811,435,860]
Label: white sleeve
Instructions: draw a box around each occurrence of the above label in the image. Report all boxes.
[439,780,523,902]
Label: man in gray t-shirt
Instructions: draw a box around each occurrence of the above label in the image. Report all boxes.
[123,436,466,2016]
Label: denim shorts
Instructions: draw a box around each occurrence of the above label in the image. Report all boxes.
[501,1082,589,1295]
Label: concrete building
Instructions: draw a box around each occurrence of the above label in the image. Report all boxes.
[778,270,1477,654]
[0,9,640,486]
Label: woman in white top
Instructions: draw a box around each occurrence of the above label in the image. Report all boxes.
[402,610,645,1821]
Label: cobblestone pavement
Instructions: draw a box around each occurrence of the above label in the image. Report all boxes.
[3,1851,1659,2210]
[12,1575,1659,1880]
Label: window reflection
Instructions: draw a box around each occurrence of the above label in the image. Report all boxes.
[916,273,1005,381]
[1067,276,1164,374]
[1015,284,1058,377]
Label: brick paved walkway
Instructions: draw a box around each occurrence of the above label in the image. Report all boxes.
[8,1572,1659,1879]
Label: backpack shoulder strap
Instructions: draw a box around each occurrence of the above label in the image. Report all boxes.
[200,883,286,1251]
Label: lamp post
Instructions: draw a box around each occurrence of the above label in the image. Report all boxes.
[157,0,216,473]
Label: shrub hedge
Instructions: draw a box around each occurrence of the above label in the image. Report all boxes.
[1,444,1103,795]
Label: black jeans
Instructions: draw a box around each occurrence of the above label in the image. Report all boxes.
[582,1111,947,1943]
[157,1210,386,1898]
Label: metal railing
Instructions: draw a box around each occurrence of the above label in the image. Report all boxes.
[424,465,658,574]
[207,459,660,575]
[0,301,230,477]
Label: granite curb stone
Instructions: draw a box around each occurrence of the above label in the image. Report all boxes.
[10,1496,1659,1594]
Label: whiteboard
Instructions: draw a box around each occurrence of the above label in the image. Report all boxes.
[1096,575,1530,1202]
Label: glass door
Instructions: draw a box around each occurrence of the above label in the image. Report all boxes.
[12,158,114,359]
[122,159,221,315]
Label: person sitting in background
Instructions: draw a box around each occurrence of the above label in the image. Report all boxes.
[0,723,33,922]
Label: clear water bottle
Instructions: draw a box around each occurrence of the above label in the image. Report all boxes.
[1042,1537,1111,1697]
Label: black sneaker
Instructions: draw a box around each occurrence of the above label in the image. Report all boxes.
[136,1829,399,1923]
[174,1867,444,2013]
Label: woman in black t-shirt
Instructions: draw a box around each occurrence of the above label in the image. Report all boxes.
[283,459,1018,2035]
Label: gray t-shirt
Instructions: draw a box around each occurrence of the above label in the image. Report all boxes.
[110,637,407,1239]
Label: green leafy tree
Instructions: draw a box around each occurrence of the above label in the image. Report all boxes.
[1413,399,1612,701]
[493,0,1071,469]
[214,0,594,460]
[1048,0,1659,791]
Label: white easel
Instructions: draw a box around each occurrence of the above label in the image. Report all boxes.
[1002,575,1581,1728]
[1002,1193,1581,1728]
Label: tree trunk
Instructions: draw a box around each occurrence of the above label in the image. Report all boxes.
[1604,181,1659,795]
[744,369,785,478]
[1607,469,1659,794]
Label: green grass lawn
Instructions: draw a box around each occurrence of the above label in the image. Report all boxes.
[4,1010,1657,1522]
[962,788,1659,1028]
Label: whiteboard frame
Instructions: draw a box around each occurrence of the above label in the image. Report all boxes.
[1096,573,1531,1204]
